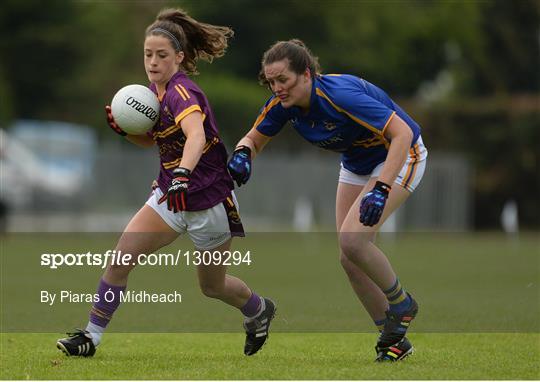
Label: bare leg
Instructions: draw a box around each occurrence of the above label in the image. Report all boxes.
[196,239,252,308]
[103,204,179,285]
[336,182,388,322]
[338,178,410,291]
[79,205,179,349]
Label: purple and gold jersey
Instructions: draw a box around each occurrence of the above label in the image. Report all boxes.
[148,71,233,211]
[254,74,422,175]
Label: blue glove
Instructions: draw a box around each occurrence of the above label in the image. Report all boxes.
[227,146,252,187]
[359,181,391,226]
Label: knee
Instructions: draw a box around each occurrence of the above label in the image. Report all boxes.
[338,231,372,263]
[199,282,225,299]
[338,232,355,259]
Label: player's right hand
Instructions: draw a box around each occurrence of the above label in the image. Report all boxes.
[105,105,127,136]
[359,181,391,226]
[161,167,190,213]
[227,145,252,187]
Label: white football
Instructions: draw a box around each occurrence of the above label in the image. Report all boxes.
[111,84,160,135]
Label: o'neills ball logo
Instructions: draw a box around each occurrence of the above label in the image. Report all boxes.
[126,96,158,122]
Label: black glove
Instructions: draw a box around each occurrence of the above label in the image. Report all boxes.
[164,167,191,212]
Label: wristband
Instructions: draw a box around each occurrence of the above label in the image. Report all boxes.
[374,181,391,195]
[234,145,252,157]
[173,167,191,178]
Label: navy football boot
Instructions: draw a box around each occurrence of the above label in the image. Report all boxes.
[375,293,418,362]
[57,329,96,357]
[375,337,414,361]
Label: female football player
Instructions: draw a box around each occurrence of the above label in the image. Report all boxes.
[57,8,275,358]
[228,39,427,362]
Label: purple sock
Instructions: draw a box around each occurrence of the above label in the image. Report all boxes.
[89,278,126,328]
[241,292,261,317]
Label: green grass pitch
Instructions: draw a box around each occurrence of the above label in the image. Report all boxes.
[1,232,539,379]
[1,333,538,379]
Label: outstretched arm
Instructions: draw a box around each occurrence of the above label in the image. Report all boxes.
[235,127,273,159]
[227,127,273,187]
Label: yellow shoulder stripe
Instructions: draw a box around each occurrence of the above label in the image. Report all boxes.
[381,111,395,138]
[174,105,203,125]
[315,88,386,136]
[175,85,186,101]
[174,84,190,101]
[155,107,205,139]
[252,97,281,130]
[179,84,190,99]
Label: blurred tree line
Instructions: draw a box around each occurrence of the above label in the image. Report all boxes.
[0,0,538,228]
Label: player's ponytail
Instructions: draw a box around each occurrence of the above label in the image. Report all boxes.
[258,39,321,85]
[146,8,234,75]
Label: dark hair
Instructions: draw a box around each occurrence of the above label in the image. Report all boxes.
[146,8,234,75]
[258,39,321,85]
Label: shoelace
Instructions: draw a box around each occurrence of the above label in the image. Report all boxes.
[66,328,87,337]
[66,328,84,337]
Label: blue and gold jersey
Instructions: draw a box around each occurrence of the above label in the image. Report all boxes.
[254,74,422,175]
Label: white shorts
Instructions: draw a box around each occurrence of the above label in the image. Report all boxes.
[145,188,244,250]
[339,136,428,192]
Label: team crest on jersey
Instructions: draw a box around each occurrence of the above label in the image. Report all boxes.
[290,117,298,125]
[228,210,242,224]
[323,120,338,131]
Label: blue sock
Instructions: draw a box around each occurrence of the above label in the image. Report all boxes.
[383,278,412,314]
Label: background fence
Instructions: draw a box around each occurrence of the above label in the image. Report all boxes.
[5,142,472,232]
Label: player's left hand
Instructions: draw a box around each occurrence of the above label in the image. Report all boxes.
[359,181,391,226]
[227,146,252,187]
[160,167,191,212]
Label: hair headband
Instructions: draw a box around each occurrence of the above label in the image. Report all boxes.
[150,27,182,51]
